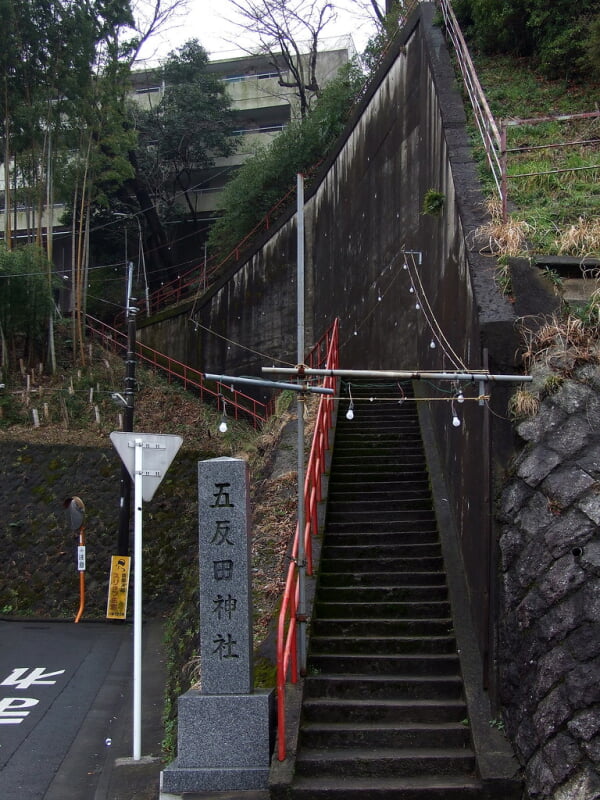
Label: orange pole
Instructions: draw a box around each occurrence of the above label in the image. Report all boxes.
[74,526,85,623]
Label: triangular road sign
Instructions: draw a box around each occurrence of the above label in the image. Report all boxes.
[110,432,183,501]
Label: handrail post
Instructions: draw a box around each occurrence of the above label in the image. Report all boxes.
[500,121,508,223]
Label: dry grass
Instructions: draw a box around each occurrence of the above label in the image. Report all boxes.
[556,217,600,261]
[518,312,600,374]
[475,196,531,257]
[508,389,540,420]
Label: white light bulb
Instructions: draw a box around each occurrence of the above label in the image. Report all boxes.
[409,286,414,294]
[403,262,408,270]
[415,302,421,310]
[346,408,354,420]
[452,414,461,427]
[430,339,436,349]
[218,420,228,433]
[457,391,465,404]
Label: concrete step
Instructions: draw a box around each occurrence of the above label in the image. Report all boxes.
[281,773,485,799]
[311,617,453,637]
[327,504,432,522]
[314,599,451,618]
[321,530,440,546]
[298,720,472,750]
[327,486,431,502]
[327,484,431,506]
[318,556,445,573]
[303,674,464,701]
[332,442,425,455]
[307,653,460,675]
[334,426,421,437]
[318,569,445,586]
[321,543,442,561]
[329,476,429,488]
[301,697,468,724]
[331,456,428,469]
[325,520,439,534]
[309,634,457,655]
[326,506,435,520]
[316,585,448,603]
[327,470,429,484]
[294,747,476,778]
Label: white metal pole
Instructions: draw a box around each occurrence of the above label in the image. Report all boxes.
[133,438,143,760]
[296,174,307,675]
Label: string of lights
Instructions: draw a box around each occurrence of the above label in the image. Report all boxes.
[402,251,469,371]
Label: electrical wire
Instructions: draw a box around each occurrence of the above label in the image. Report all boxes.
[339,247,465,373]
[188,318,297,367]
[404,251,468,371]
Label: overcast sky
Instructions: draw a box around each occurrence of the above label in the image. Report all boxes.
[136,0,378,65]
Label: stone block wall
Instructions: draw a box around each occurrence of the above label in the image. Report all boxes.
[498,365,600,799]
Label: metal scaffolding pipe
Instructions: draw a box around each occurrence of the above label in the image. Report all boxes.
[262,367,532,383]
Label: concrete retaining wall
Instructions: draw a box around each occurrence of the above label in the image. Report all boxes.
[138,3,518,680]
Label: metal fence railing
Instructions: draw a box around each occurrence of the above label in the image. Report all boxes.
[437,0,600,222]
[85,315,272,428]
[437,0,502,196]
[499,112,600,221]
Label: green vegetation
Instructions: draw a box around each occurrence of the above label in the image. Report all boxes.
[122,40,237,288]
[421,189,445,216]
[0,245,56,374]
[462,52,600,258]
[207,61,366,259]
[453,0,600,81]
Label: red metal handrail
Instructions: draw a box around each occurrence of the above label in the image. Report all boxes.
[85,315,272,428]
[127,183,301,325]
[276,317,340,761]
[125,163,331,326]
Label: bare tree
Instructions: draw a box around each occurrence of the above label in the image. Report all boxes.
[127,0,192,64]
[347,0,407,28]
[229,0,336,118]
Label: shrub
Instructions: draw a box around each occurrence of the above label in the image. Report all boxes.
[207,61,365,260]
[453,0,600,80]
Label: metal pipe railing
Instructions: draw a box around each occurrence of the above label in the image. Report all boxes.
[438,0,502,195]
[85,315,271,428]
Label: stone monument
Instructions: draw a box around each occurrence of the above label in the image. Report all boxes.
[161,458,275,795]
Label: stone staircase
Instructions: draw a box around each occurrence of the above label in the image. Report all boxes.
[288,381,487,799]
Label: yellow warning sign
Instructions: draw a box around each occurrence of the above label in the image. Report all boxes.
[106,556,131,620]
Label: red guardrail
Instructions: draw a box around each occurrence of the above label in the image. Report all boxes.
[276,317,339,761]
[129,183,300,324]
[85,315,272,428]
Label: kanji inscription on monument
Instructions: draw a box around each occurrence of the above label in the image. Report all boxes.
[198,457,253,694]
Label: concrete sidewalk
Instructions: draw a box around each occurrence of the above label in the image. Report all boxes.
[89,620,270,800]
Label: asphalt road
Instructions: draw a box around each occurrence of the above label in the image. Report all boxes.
[0,619,165,800]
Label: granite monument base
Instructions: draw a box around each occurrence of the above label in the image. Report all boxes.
[160,688,275,795]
